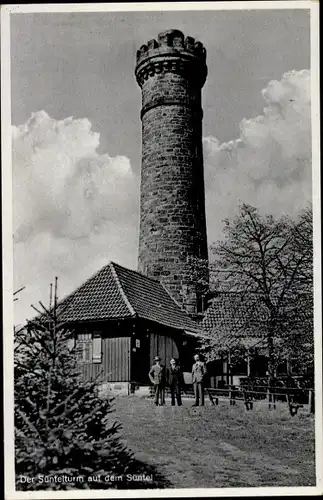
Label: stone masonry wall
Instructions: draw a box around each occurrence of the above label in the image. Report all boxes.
[135,30,208,315]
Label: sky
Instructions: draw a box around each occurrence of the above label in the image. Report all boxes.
[11,8,312,325]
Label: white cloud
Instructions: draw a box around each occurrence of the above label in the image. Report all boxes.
[13,111,139,325]
[203,69,311,244]
[13,70,312,324]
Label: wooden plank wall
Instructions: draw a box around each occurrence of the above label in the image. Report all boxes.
[79,336,130,383]
[104,336,130,382]
[149,333,179,369]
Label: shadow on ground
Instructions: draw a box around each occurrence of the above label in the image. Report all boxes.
[116,395,316,489]
[115,459,172,489]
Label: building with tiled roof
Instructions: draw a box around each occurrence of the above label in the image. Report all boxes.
[53,29,214,394]
[200,291,313,386]
[202,292,269,349]
[55,262,205,392]
[201,293,270,386]
[202,292,267,373]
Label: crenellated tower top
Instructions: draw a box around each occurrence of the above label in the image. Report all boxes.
[135,29,207,89]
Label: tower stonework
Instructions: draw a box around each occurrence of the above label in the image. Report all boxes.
[135,29,208,316]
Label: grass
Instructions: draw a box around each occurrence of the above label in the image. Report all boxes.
[115,395,316,489]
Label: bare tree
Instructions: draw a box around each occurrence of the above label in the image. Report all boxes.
[202,204,313,381]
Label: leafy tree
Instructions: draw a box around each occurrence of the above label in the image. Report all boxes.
[14,280,166,490]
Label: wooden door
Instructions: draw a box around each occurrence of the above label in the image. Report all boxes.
[131,332,150,385]
[150,333,179,369]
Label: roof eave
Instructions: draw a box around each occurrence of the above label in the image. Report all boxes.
[184,329,209,339]
[57,313,137,325]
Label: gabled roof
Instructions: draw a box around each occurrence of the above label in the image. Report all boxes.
[56,262,202,335]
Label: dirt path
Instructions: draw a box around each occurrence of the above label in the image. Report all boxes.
[115,395,315,488]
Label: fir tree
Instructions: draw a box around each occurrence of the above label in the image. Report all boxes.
[14,279,162,490]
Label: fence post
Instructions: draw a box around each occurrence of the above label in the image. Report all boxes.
[206,388,215,406]
[308,389,315,414]
[266,375,271,409]
[247,349,251,377]
[228,349,232,403]
[267,379,275,409]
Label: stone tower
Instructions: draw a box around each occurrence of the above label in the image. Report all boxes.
[135,29,208,316]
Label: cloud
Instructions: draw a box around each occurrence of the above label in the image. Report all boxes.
[13,70,311,324]
[203,69,311,244]
[13,111,139,324]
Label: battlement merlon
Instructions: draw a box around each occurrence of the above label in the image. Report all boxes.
[135,29,207,88]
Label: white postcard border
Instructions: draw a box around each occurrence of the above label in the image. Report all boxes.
[1,2,321,499]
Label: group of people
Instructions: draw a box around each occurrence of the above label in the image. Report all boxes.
[148,354,207,407]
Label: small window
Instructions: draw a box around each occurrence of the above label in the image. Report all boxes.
[289,360,301,375]
[92,335,102,363]
[76,333,102,364]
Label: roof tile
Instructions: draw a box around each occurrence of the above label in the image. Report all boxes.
[112,262,200,333]
[57,264,133,322]
[56,262,201,334]
[202,293,268,349]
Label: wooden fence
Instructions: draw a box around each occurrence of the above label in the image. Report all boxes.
[132,379,315,417]
[181,384,315,416]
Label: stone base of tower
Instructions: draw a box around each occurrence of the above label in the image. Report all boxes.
[137,261,204,316]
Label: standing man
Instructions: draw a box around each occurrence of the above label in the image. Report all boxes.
[192,354,207,406]
[149,356,166,406]
[167,358,183,406]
